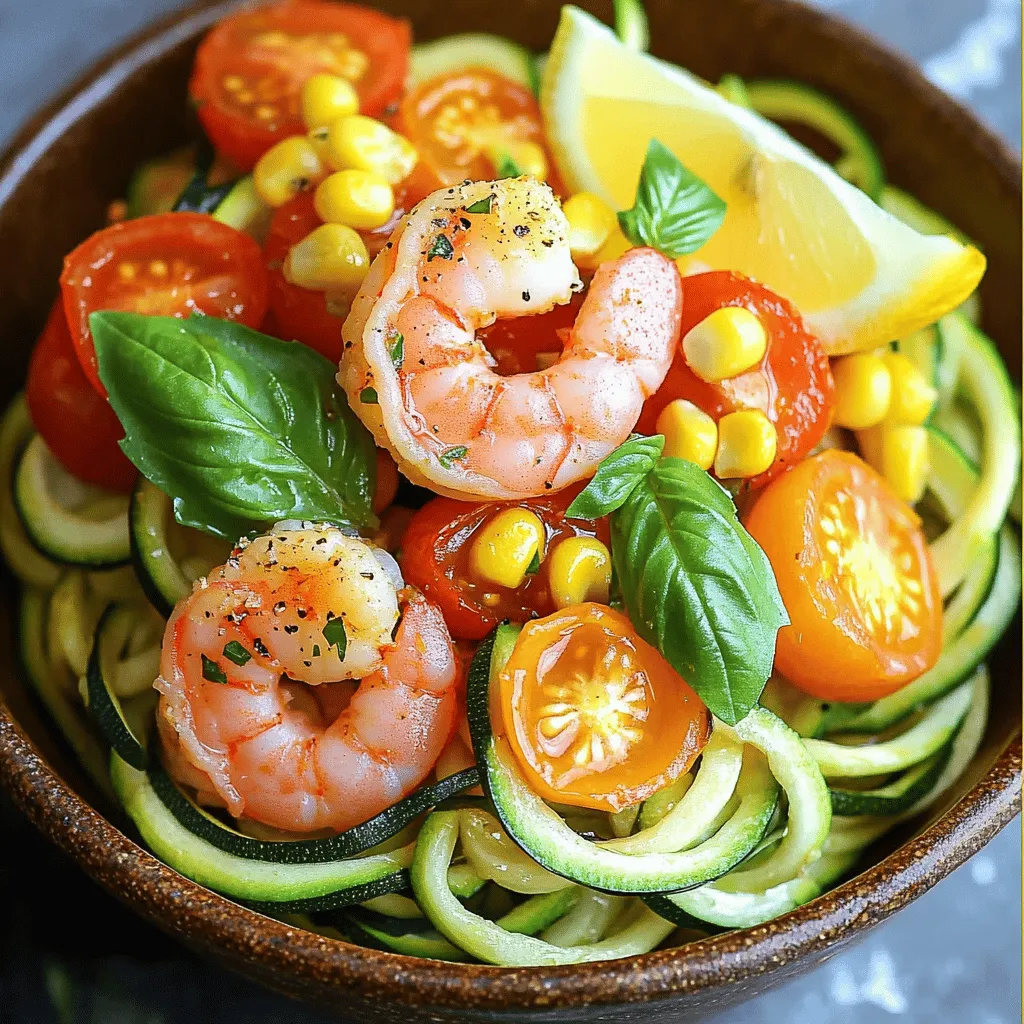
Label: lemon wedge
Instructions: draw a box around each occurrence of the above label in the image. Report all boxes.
[540,6,985,354]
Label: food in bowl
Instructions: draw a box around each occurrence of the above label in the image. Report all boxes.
[4,0,1018,967]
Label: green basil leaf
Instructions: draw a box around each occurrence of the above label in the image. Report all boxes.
[495,152,525,178]
[611,457,788,725]
[322,616,347,659]
[92,311,377,539]
[427,234,454,261]
[360,387,379,404]
[465,194,495,214]
[389,333,404,369]
[566,434,665,519]
[201,654,228,684]
[439,445,468,468]
[222,641,252,666]
[618,139,727,258]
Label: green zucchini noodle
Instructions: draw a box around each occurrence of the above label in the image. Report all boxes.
[2,51,1017,967]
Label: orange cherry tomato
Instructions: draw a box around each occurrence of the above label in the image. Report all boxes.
[497,603,711,811]
[60,213,268,397]
[394,68,552,190]
[744,450,942,703]
[189,0,411,170]
[400,487,609,641]
[638,271,835,491]
[25,302,137,493]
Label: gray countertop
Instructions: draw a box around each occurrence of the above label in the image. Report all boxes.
[0,1,1019,1021]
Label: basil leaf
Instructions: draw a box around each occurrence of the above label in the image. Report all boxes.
[201,655,228,684]
[222,641,252,666]
[611,457,788,725]
[495,152,525,178]
[92,311,377,539]
[439,445,468,468]
[389,333,404,369]
[427,234,454,261]
[322,616,347,659]
[566,434,665,519]
[360,387,379,404]
[465,194,495,214]
[618,139,727,258]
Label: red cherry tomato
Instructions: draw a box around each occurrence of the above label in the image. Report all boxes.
[400,487,609,641]
[60,213,268,397]
[478,294,585,375]
[638,271,835,490]
[25,302,137,492]
[189,0,411,170]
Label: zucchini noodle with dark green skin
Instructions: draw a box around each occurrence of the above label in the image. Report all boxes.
[3,0,1019,969]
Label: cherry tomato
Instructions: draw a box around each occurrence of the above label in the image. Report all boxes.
[497,603,710,811]
[189,0,411,170]
[400,487,609,641]
[395,68,552,190]
[25,302,137,492]
[744,450,942,703]
[373,448,399,515]
[638,271,835,491]
[478,294,584,375]
[60,213,269,397]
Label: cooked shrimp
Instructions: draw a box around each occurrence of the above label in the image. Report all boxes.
[340,176,683,499]
[156,524,459,833]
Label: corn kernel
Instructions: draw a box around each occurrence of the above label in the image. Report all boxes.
[307,126,333,166]
[327,115,418,184]
[548,537,612,610]
[253,136,325,207]
[856,424,930,504]
[469,508,545,590]
[283,223,370,292]
[714,409,777,479]
[683,306,768,383]
[314,169,395,229]
[832,353,892,430]
[300,73,359,130]
[563,192,618,270]
[656,399,718,471]
[884,351,938,426]
[487,140,549,180]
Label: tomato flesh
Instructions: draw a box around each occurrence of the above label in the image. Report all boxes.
[497,603,711,811]
[25,302,137,493]
[744,450,942,702]
[61,212,268,397]
[395,68,552,190]
[478,294,584,376]
[400,487,609,641]
[190,0,411,170]
[638,271,835,491]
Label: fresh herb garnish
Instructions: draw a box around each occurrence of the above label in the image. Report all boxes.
[91,312,377,539]
[495,152,525,178]
[439,445,469,468]
[201,654,228,684]
[618,139,727,258]
[427,234,454,261]
[525,550,542,575]
[389,333,404,369]
[312,643,321,658]
[465,194,495,214]
[569,438,788,725]
[360,387,379,404]
[322,617,347,659]
[222,641,252,666]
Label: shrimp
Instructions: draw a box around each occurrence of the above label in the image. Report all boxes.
[340,176,683,500]
[155,524,459,834]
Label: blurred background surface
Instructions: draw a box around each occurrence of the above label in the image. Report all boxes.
[0,0,1019,1021]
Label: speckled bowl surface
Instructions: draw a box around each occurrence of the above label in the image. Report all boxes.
[0,1,1019,1021]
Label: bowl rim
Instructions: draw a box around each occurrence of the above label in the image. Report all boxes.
[0,0,1020,1014]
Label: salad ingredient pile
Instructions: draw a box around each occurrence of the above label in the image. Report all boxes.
[4,0,1017,969]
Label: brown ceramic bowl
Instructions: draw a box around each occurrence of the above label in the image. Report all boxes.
[0,0,1019,1020]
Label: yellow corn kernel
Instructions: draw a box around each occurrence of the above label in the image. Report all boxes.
[487,140,549,180]
[314,169,395,229]
[856,424,930,504]
[283,223,370,292]
[327,115,418,184]
[548,537,612,610]
[563,192,618,270]
[656,398,718,471]
[714,409,777,479]
[682,306,768,383]
[253,136,325,207]
[468,508,546,590]
[306,126,333,166]
[300,73,359,130]
[884,351,938,426]
[832,352,893,429]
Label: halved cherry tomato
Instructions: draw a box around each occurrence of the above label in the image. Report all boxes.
[497,603,711,811]
[744,450,942,703]
[189,0,411,170]
[400,487,609,641]
[638,271,835,491]
[25,302,137,493]
[394,68,552,190]
[60,212,269,397]
[478,294,584,375]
